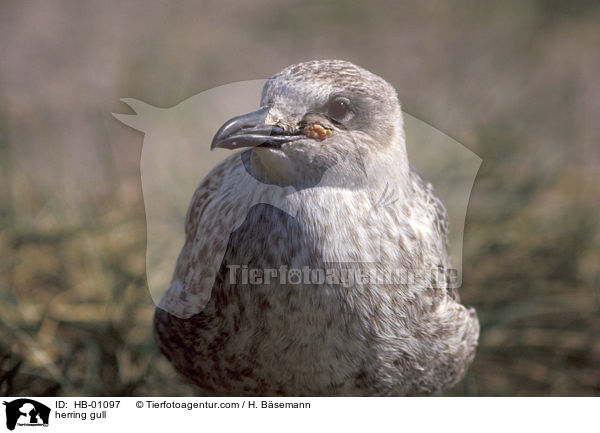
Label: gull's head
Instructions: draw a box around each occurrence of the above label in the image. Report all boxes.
[211,60,408,188]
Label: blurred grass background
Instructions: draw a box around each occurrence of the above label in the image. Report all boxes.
[0,0,598,396]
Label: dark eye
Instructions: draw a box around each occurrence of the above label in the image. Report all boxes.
[327,97,352,122]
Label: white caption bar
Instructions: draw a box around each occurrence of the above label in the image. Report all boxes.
[0,397,596,432]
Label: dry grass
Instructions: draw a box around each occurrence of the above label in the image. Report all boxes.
[0,183,198,396]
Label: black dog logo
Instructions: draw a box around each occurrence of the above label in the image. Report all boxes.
[3,399,50,431]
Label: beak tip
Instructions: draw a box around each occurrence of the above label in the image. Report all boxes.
[209,107,271,151]
[210,135,227,150]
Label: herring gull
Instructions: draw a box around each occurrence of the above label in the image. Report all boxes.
[154,60,479,396]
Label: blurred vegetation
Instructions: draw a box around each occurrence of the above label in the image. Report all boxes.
[0,0,599,396]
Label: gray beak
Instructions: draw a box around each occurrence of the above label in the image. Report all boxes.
[211,106,302,150]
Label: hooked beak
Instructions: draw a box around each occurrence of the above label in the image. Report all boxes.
[211,106,303,150]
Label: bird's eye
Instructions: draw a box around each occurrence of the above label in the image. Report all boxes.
[327,97,352,123]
